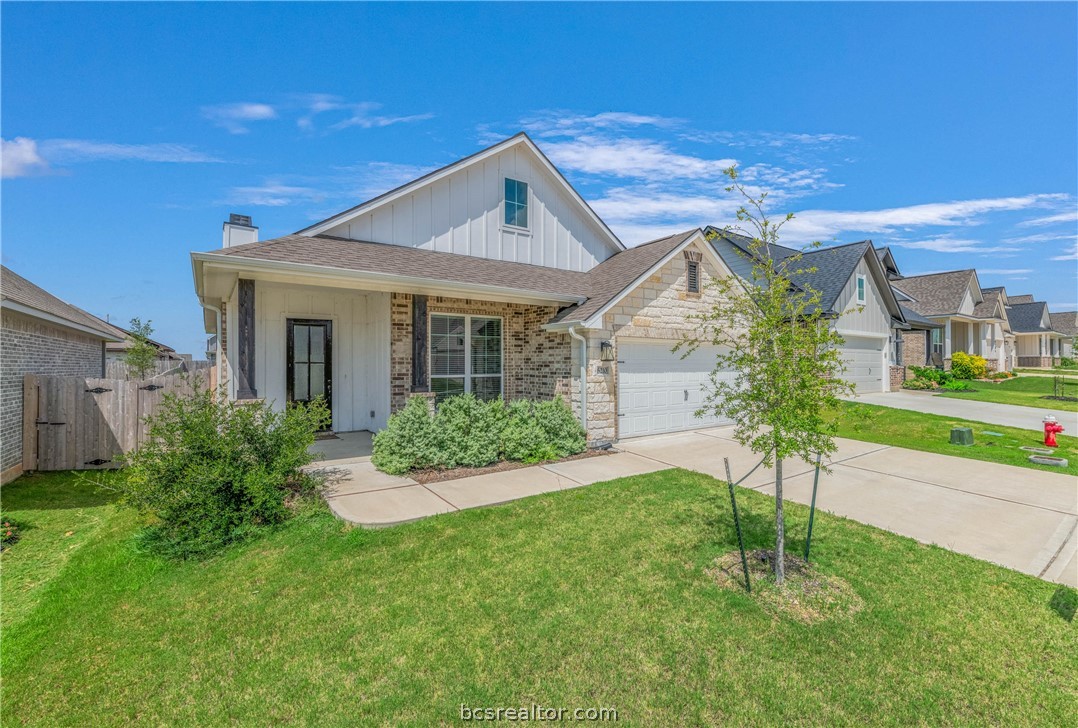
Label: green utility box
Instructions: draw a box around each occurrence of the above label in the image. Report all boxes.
[949,427,974,446]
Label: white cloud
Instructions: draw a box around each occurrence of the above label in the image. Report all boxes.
[1,137,48,177]
[1003,231,1078,245]
[888,236,1021,254]
[542,136,737,180]
[1050,242,1078,261]
[202,102,277,133]
[683,130,857,148]
[223,182,325,207]
[977,268,1033,275]
[39,139,221,164]
[518,111,681,138]
[1017,210,1078,227]
[294,94,432,133]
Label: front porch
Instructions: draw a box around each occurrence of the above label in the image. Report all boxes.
[309,430,373,466]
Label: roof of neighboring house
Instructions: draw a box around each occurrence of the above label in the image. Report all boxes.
[547,230,699,324]
[213,233,593,301]
[99,321,179,356]
[900,305,943,329]
[0,265,117,339]
[973,287,1006,320]
[1049,311,1078,337]
[1006,301,1053,334]
[1009,294,1034,304]
[889,270,977,317]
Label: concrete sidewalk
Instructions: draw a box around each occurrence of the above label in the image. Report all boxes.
[849,391,1078,432]
[317,452,668,527]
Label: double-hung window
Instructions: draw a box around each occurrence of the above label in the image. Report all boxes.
[504,178,529,229]
[430,314,503,403]
[930,327,943,357]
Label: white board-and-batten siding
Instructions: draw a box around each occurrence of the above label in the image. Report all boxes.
[833,257,892,338]
[322,145,616,272]
[248,282,391,432]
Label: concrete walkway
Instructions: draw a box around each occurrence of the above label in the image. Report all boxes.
[849,391,1078,432]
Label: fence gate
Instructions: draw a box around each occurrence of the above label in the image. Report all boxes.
[22,372,208,472]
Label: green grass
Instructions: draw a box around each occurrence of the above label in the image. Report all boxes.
[936,374,1078,412]
[3,470,1076,726]
[833,402,1078,475]
[1014,367,1078,375]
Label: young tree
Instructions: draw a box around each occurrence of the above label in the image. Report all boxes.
[686,167,856,585]
[125,317,158,380]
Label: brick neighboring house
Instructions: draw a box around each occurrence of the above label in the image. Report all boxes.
[1049,311,1076,359]
[1,266,118,483]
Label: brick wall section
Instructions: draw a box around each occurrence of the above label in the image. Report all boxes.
[583,241,732,444]
[1017,356,1054,368]
[889,365,905,390]
[389,293,571,414]
[1,310,104,475]
[900,329,927,372]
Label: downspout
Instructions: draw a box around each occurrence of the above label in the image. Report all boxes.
[568,325,588,437]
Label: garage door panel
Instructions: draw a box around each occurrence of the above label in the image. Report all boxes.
[839,335,884,394]
[618,340,734,438]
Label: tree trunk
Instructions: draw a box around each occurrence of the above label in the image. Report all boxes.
[775,456,785,585]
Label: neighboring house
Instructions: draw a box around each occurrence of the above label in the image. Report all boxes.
[875,247,943,372]
[191,133,743,443]
[979,287,1017,370]
[98,320,186,366]
[1049,311,1076,359]
[1006,298,1065,367]
[0,266,118,483]
[890,269,1011,372]
[708,233,909,393]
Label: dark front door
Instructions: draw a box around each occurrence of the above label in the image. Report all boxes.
[287,319,332,426]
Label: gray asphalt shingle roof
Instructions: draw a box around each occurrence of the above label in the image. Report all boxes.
[1006,301,1050,333]
[889,270,976,317]
[972,288,1005,319]
[1049,311,1078,337]
[1,265,115,338]
[1009,294,1034,304]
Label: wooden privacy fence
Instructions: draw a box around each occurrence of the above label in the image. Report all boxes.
[22,371,212,472]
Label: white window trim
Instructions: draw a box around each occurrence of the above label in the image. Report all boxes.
[428,312,504,399]
[502,177,531,233]
[855,274,867,304]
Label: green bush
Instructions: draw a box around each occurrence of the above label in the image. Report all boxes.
[371,396,441,474]
[1060,356,1077,369]
[118,388,330,559]
[436,394,507,469]
[503,398,586,463]
[941,379,974,391]
[909,365,952,385]
[901,378,934,391]
[950,351,988,380]
[373,394,586,474]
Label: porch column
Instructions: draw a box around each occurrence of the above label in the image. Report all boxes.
[966,323,973,353]
[236,278,257,399]
[411,294,429,392]
[945,320,952,358]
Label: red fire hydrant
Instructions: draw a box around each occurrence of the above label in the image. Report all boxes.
[1043,416,1064,448]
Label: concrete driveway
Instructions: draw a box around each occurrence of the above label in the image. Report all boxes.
[849,391,1078,432]
[619,427,1077,587]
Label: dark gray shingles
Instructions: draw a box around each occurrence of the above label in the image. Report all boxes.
[900,305,942,328]
[889,270,976,317]
[1006,301,1050,333]
[973,289,1004,319]
[1009,294,1034,304]
[1049,311,1078,336]
[1,265,115,337]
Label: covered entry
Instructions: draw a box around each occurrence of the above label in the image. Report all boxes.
[617,340,733,439]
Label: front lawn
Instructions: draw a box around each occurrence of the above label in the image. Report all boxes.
[3,470,1075,725]
[833,402,1078,475]
[936,374,1078,412]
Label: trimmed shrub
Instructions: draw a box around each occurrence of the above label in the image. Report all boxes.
[118,388,330,559]
[371,396,441,475]
[951,351,988,380]
[1060,357,1077,369]
[436,394,507,469]
[373,395,586,473]
[503,398,586,463]
[901,378,934,391]
[910,365,952,385]
[941,379,974,391]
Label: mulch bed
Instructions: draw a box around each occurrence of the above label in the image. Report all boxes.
[410,448,615,485]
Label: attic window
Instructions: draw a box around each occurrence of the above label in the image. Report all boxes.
[504,178,529,229]
[686,261,700,293]
[856,274,866,304]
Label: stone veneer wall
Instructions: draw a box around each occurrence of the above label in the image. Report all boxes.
[1,310,105,480]
[577,241,732,444]
[1017,356,1055,368]
[889,365,906,390]
[389,293,571,414]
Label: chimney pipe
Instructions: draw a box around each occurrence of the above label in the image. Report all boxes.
[223,213,258,248]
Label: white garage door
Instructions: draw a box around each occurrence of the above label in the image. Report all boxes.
[618,340,734,439]
[840,335,884,393]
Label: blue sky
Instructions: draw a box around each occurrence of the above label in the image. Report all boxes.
[3,2,1076,357]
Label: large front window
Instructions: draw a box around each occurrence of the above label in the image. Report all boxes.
[430,314,503,403]
[931,327,943,355]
